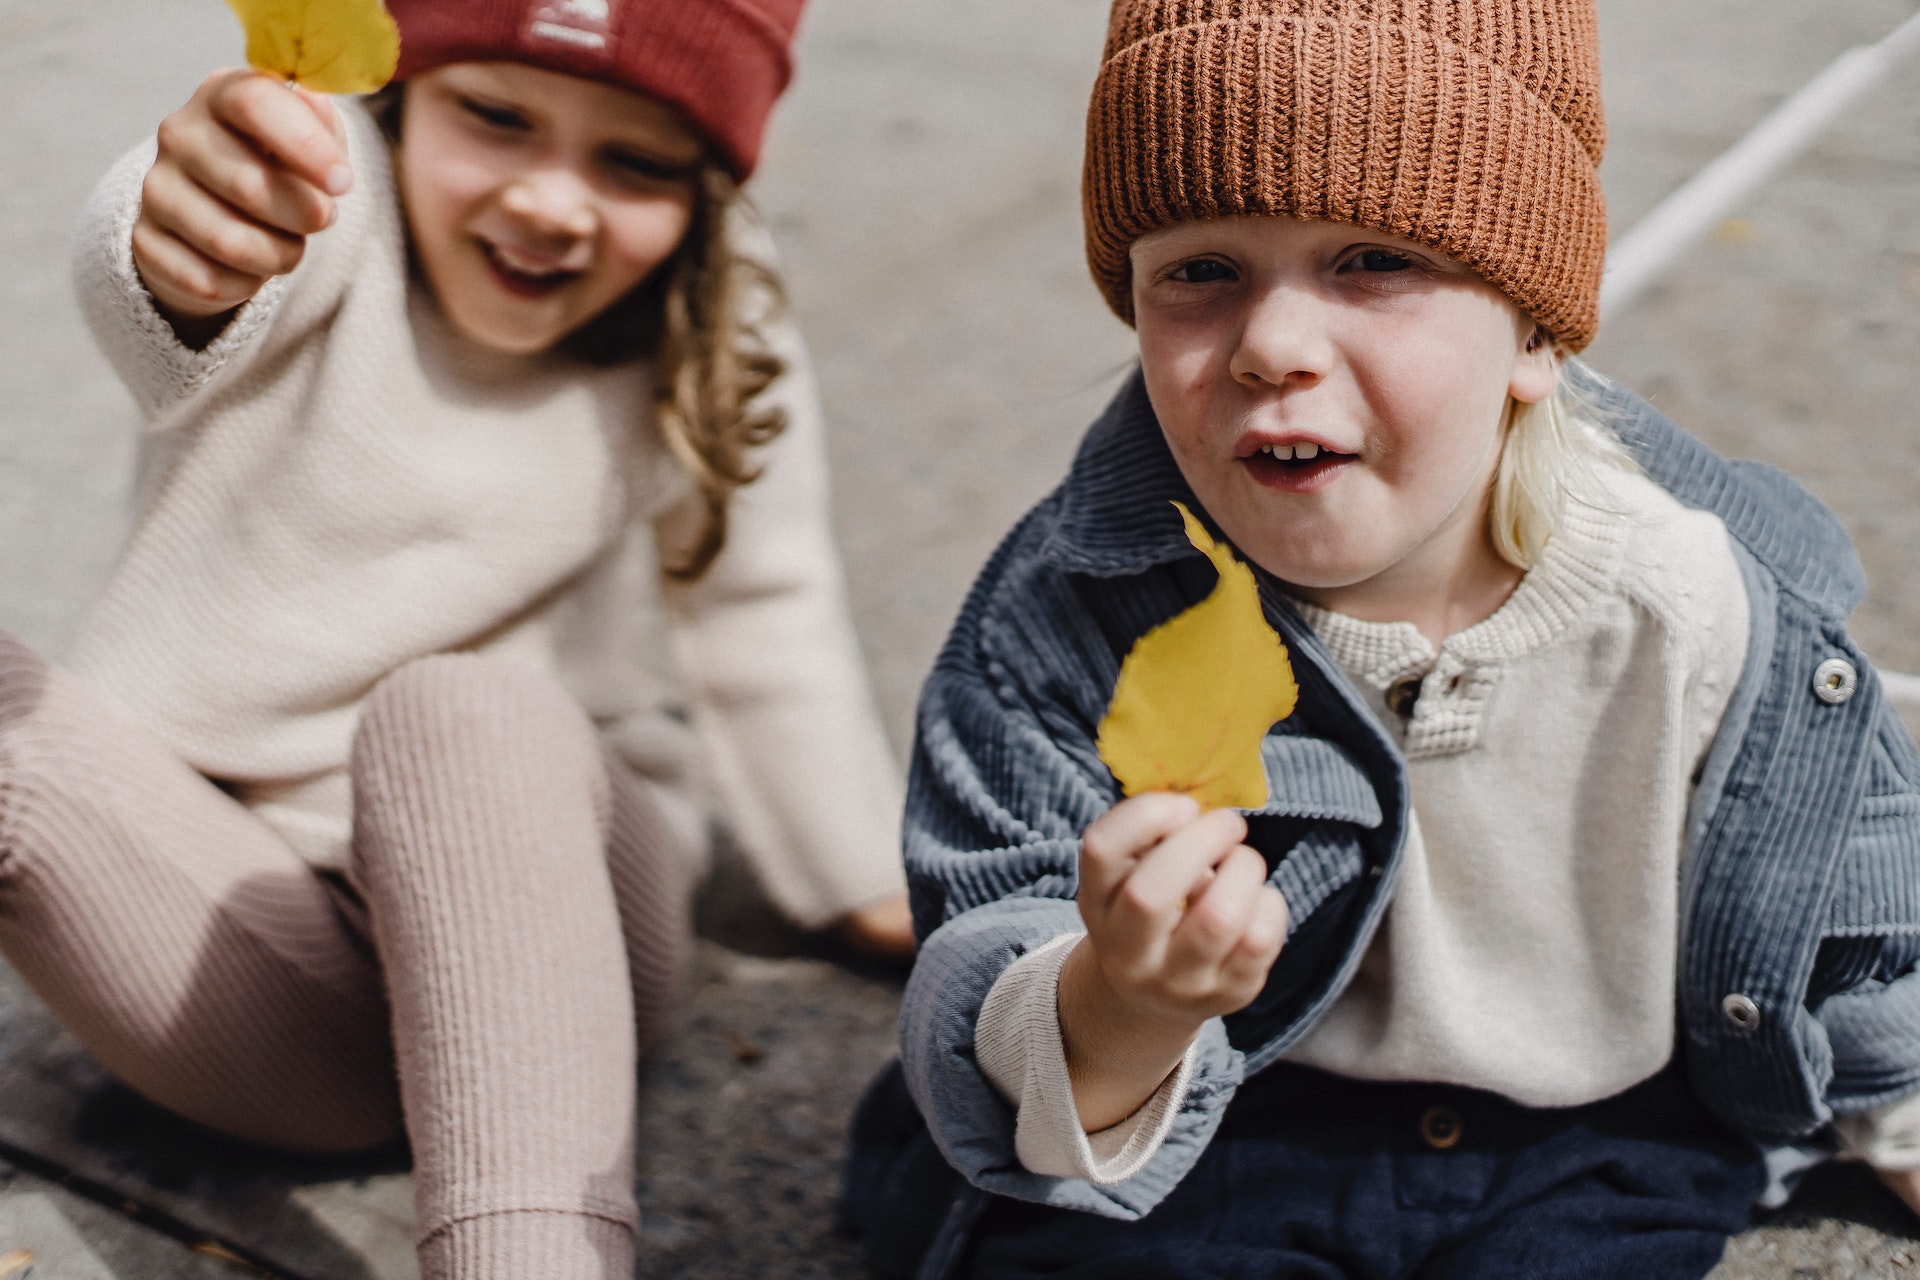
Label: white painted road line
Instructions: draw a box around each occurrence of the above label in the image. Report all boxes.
[1880,669,1920,712]
[1599,8,1920,704]
[1600,7,1920,324]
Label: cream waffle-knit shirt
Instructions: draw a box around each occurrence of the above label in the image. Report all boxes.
[65,101,905,928]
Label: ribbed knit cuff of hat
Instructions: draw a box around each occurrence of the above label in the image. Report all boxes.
[1083,1,1610,350]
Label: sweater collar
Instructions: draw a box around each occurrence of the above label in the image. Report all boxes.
[1571,361,1865,616]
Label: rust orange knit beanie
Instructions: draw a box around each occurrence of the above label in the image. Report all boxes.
[388,0,806,180]
[1085,0,1610,349]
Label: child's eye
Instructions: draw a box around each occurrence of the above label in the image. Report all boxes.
[601,148,697,187]
[1346,248,1419,273]
[461,98,532,132]
[1170,259,1236,285]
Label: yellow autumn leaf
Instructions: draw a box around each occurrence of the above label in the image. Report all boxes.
[1096,502,1299,810]
[225,0,401,95]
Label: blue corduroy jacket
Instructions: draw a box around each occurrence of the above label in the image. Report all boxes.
[895,368,1920,1221]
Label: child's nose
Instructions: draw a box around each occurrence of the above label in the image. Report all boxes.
[1230,286,1335,390]
[499,170,598,240]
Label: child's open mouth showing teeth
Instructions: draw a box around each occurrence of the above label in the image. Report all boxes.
[481,241,582,297]
[1258,442,1325,461]
[1242,439,1356,490]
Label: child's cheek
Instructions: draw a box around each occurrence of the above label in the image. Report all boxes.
[1137,318,1217,413]
[605,199,694,283]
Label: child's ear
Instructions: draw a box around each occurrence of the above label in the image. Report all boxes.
[1509,324,1559,405]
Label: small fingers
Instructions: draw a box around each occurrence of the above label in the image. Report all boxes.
[130,219,260,318]
[208,71,353,197]
[1164,845,1268,974]
[1080,792,1201,900]
[141,163,307,282]
[1119,808,1247,911]
[1211,887,1289,1006]
[171,119,336,236]
[1097,809,1247,978]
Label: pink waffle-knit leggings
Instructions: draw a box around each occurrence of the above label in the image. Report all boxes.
[0,630,693,1279]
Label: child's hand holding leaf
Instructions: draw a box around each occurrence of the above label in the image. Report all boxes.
[1062,792,1289,1130]
[1060,511,1298,1131]
[133,0,398,342]
[134,69,353,341]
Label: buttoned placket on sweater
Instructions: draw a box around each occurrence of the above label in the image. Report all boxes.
[977,470,1772,1182]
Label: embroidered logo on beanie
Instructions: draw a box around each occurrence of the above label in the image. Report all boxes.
[390,0,804,178]
[527,0,616,53]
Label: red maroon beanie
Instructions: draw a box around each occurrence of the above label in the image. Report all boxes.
[387,0,805,179]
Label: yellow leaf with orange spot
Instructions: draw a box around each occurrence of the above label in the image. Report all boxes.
[225,0,400,95]
[1096,502,1299,810]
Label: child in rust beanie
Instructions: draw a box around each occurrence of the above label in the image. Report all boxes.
[9,3,916,1279]
[849,0,1920,1275]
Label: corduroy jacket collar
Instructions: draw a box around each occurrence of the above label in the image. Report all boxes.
[1037,372,1201,578]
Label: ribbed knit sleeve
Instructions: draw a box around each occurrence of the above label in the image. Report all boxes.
[656,210,906,928]
[70,102,385,424]
[976,932,1200,1184]
[1835,1089,1920,1171]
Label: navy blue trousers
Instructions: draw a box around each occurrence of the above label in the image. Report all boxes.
[964,1061,1764,1280]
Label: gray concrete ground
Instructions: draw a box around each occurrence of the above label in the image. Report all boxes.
[1,0,1918,1274]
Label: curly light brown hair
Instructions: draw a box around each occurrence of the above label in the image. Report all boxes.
[369,87,789,582]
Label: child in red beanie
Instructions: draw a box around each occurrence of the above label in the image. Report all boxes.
[0,1,910,1275]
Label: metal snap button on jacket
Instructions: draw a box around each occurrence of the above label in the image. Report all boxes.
[1813,658,1858,705]
[1722,993,1762,1031]
[1419,1105,1463,1150]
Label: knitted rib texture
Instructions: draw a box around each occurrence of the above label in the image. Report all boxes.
[389,0,805,178]
[1084,0,1610,349]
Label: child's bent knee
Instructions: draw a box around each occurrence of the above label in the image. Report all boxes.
[349,654,614,876]
[354,654,603,777]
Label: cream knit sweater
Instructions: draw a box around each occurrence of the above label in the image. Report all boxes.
[66,101,905,928]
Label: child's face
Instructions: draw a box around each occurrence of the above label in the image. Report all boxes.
[1131,217,1556,604]
[396,62,703,355]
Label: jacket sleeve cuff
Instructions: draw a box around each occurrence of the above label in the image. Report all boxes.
[902,897,1243,1221]
[976,933,1198,1185]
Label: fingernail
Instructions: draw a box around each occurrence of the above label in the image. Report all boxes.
[324,165,353,196]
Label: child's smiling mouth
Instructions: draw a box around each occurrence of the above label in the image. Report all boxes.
[1238,439,1357,492]
[479,240,585,299]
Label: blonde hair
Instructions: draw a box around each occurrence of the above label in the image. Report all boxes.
[1488,359,1640,570]
[370,89,788,582]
